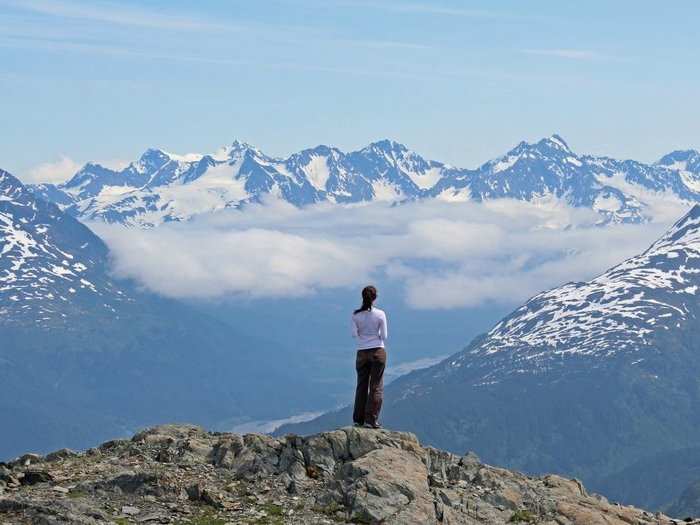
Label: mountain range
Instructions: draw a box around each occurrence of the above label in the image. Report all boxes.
[27,136,700,226]
[279,203,700,512]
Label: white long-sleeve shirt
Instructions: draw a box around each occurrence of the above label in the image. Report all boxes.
[351,307,388,350]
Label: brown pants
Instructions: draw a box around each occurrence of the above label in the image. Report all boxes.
[353,347,386,426]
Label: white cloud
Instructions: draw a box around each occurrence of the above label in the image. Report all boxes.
[23,155,82,184]
[94,198,687,309]
[22,156,129,184]
[229,411,325,434]
[386,355,450,381]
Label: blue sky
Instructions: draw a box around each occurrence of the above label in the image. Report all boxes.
[1,0,699,182]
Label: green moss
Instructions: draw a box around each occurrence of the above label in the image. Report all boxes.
[260,503,283,516]
[174,510,228,525]
[112,519,130,525]
[67,489,87,499]
[245,516,284,525]
[509,509,537,523]
[312,502,350,523]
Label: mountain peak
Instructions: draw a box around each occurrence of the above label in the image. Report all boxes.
[540,133,571,152]
[364,139,409,154]
[230,139,260,153]
[137,148,172,171]
[139,147,169,160]
[656,149,700,169]
[0,168,23,195]
[502,134,573,159]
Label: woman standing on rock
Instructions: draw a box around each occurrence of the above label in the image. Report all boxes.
[351,285,388,429]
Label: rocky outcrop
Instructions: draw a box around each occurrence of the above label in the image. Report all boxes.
[0,424,693,524]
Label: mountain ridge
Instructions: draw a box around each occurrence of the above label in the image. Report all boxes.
[26,136,700,227]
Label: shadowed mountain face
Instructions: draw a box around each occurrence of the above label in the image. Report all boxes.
[279,204,700,510]
[0,169,329,459]
[26,137,700,226]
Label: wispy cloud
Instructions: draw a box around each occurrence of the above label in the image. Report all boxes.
[333,37,432,51]
[327,1,502,18]
[520,48,604,61]
[0,33,432,81]
[0,0,234,31]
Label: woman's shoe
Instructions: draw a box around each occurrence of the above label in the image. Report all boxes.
[353,422,363,427]
[363,422,381,429]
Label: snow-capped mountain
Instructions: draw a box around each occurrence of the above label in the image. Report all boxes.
[280,204,700,500]
[28,135,700,227]
[431,135,700,223]
[430,203,700,385]
[28,139,454,226]
[0,169,129,325]
[0,167,344,458]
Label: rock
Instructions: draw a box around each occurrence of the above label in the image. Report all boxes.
[133,424,206,444]
[135,511,169,523]
[20,471,54,485]
[104,471,160,495]
[186,482,223,508]
[0,424,687,525]
[45,449,78,462]
[211,435,245,468]
[121,505,141,515]
[322,447,438,524]
[9,454,43,468]
[0,466,11,483]
[301,430,348,476]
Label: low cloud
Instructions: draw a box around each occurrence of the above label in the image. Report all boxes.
[94,198,687,309]
[24,155,82,184]
[386,355,450,381]
[23,156,130,184]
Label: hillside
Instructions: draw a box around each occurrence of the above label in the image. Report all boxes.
[0,169,331,458]
[0,424,691,524]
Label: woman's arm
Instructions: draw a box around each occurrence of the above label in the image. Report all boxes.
[379,312,388,341]
[351,315,359,339]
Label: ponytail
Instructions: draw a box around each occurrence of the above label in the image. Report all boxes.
[354,285,377,314]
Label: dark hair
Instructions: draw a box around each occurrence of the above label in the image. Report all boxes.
[354,285,377,314]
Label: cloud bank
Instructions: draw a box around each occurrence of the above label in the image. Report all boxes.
[94,198,686,309]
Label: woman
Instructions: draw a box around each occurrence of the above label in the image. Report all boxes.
[351,285,388,429]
